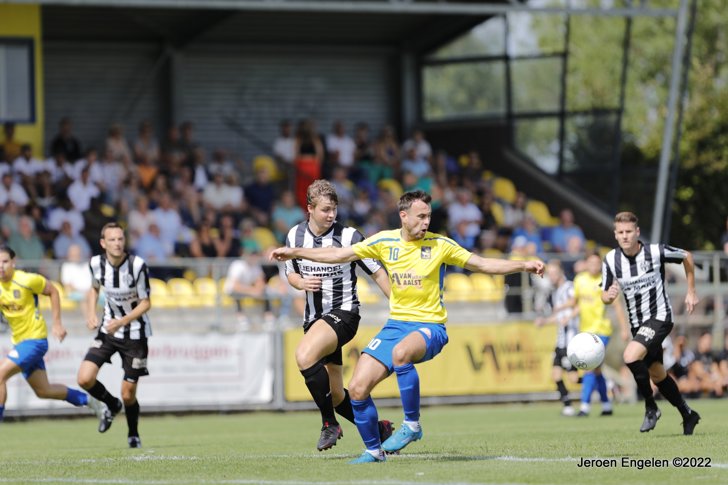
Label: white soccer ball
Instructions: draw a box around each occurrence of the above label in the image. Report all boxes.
[567,332,605,371]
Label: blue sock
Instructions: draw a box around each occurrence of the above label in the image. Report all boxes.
[394,363,420,422]
[595,373,609,402]
[0,405,4,421]
[65,388,88,407]
[581,372,596,406]
[351,396,380,451]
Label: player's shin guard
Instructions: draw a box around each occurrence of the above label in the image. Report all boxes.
[580,372,596,405]
[87,381,119,409]
[626,361,657,410]
[335,388,356,424]
[125,400,140,437]
[301,361,337,426]
[556,379,571,405]
[656,375,691,418]
[351,396,380,451]
[394,363,420,422]
[65,387,88,406]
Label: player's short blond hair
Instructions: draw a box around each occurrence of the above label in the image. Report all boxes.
[306,180,338,208]
[614,211,638,226]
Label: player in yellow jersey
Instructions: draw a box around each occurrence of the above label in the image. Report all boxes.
[272,190,544,463]
[0,245,102,421]
[572,253,628,417]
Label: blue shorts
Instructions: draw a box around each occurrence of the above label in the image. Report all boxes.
[7,339,48,379]
[362,319,449,373]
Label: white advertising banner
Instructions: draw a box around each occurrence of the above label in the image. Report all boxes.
[1,333,273,412]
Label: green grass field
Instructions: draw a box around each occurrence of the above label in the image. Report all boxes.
[1,400,726,485]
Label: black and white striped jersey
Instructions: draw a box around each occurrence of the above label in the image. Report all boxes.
[284,221,382,325]
[550,280,579,349]
[601,243,687,328]
[89,253,152,340]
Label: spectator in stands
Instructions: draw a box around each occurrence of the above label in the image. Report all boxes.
[450,220,477,253]
[99,147,126,205]
[402,129,432,163]
[170,166,202,228]
[47,196,84,237]
[272,190,305,242]
[502,191,528,230]
[460,151,484,190]
[239,217,262,255]
[127,195,156,247]
[188,218,219,258]
[478,187,499,232]
[8,215,45,260]
[105,123,133,168]
[0,172,30,209]
[133,222,173,263]
[511,214,543,256]
[13,144,45,197]
[447,188,482,241]
[26,202,55,251]
[0,200,21,241]
[330,166,355,223]
[326,120,356,173]
[1,122,23,162]
[400,146,432,181]
[246,166,276,226]
[67,166,101,213]
[134,144,160,192]
[152,192,183,254]
[273,119,296,166]
[44,150,73,192]
[351,189,373,227]
[60,243,94,305]
[353,122,374,165]
[53,220,91,261]
[179,121,199,166]
[373,124,400,180]
[691,331,723,397]
[202,172,245,215]
[432,150,459,188]
[215,213,241,258]
[293,119,324,210]
[550,208,586,253]
[82,197,115,255]
[208,149,236,179]
[161,124,183,159]
[50,117,82,163]
[133,120,160,167]
[223,247,269,329]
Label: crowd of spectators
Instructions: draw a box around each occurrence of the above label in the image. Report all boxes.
[0,117,588,270]
[666,331,728,399]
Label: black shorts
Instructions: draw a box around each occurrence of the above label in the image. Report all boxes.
[553,347,574,371]
[84,331,150,382]
[304,308,360,366]
[631,319,673,367]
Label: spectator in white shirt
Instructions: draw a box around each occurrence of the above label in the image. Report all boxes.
[46,197,85,235]
[0,172,30,208]
[447,188,482,239]
[152,192,183,251]
[326,120,356,169]
[273,119,295,165]
[402,129,433,163]
[66,166,100,212]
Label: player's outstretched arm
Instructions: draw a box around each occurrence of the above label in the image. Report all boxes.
[463,254,544,277]
[682,251,699,314]
[271,246,359,264]
[41,279,66,342]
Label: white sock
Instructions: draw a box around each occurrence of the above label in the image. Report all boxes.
[580,403,590,413]
[366,448,382,458]
[602,401,612,412]
[404,420,420,432]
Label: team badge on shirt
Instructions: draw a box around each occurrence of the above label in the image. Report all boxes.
[639,261,652,273]
[125,274,135,286]
[421,246,432,259]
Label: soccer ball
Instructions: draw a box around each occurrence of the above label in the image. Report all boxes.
[567,332,605,371]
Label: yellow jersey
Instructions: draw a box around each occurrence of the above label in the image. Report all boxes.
[0,270,48,345]
[352,229,472,323]
[573,271,612,336]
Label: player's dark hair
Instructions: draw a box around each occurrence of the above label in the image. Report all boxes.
[307,179,338,207]
[0,245,16,259]
[614,211,638,225]
[100,222,124,239]
[398,190,432,212]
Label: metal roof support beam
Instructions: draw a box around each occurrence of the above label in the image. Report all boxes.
[11,0,678,18]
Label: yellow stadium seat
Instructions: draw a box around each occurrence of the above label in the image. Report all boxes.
[490,202,505,226]
[470,273,504,302]
[166,278,199,308]
[377,178,403,199]
[252,227,279,251]
[355,275,380,304]
[444,273,473,302]
[526,199,554,227]
[149,278,173,308]
[193,277,218,307]
[481,248,504,258]
[492,177,517,205]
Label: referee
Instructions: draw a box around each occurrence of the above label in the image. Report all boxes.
[601,212,700,435]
